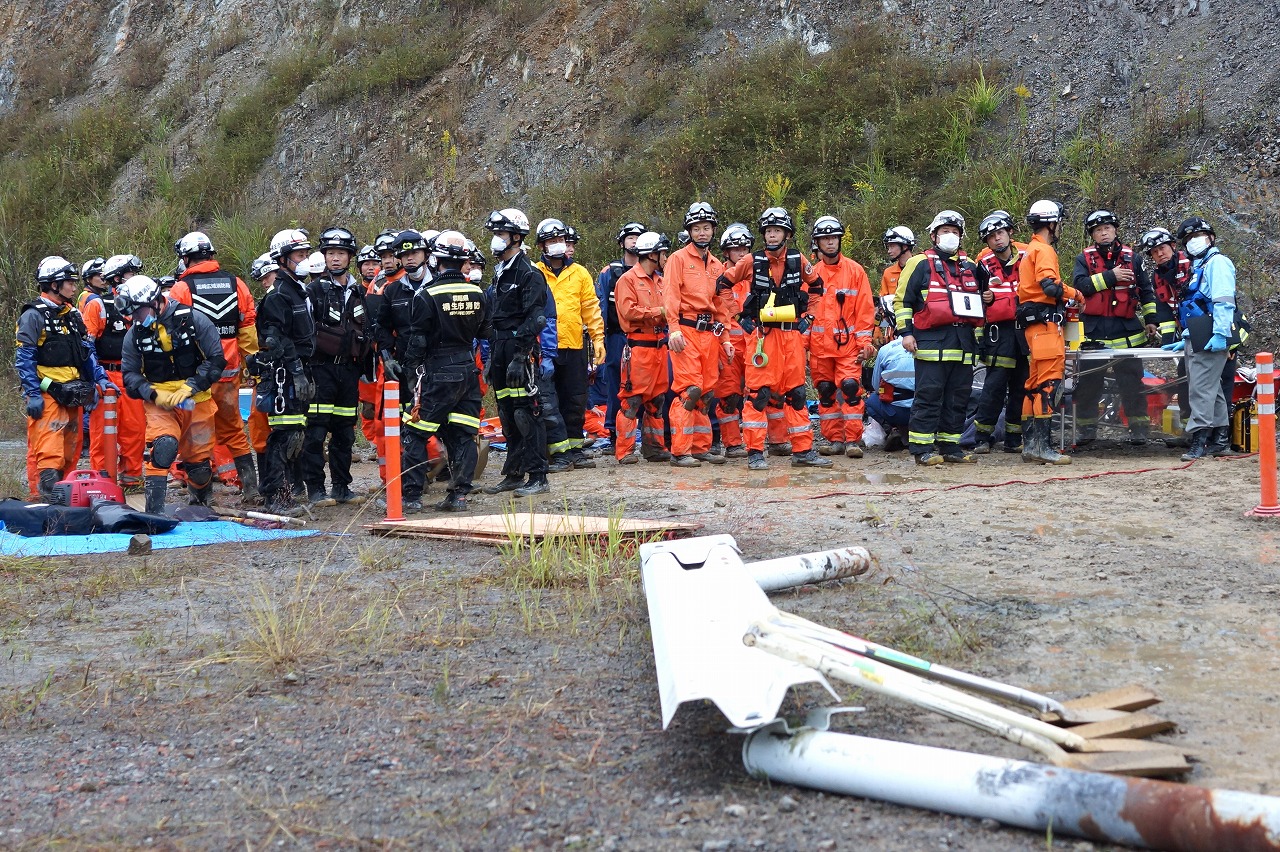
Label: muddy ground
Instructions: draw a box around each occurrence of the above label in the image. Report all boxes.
[1,433,1277,851]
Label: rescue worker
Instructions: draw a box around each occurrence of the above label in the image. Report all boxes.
[895,210,983,465]
[301,226,370,507]
[360,229,403,473]
[168,232,260,501]
[808,215,875,458]
[664,202,732,467]
[1164,217,1240,460]
[377,230,436,511]
[720,208,830,470]
[355,243,384,468]
[1139,226,1194,440]
[255,229,317,516]
[1017,200,1080,465]
[534,285,572,471]
[865,337,915,451]
[534,217,605,469]
[710,223,754,459]
[564,226,580,262]
[117,275,225,513]
[481,208,552,497]
[404,231,490,511]
[613,232,671,465]
[877,226,916,344]
[16,257,114,501]
[80,256,145,489]
[1071,210,1159,445]
[594,222,647,453]
[972,210,1029,454]
[245,254,278,483]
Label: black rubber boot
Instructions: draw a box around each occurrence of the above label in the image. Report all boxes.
[233,454,259,503]
[1180,428,1210,461]
[37,469,60,503]
[1206,425,1232,457]
[144,475,169,515]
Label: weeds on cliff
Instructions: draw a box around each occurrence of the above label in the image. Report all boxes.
[314,27,453,105]
[637,0,712,60]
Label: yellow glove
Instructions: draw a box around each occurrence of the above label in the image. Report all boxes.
[154,383,194,410]
[237,324,259,357]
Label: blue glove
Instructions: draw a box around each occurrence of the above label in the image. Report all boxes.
[539,360,555,380]
[98,378,119,394]
[1205,333,1228,352]
[1161,340,1186,352]
[25,395,43,419]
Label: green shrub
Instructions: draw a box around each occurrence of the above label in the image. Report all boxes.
[637,0,712,60]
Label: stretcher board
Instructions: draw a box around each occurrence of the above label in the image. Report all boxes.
[641,534,836,730]
[366,512,700,545]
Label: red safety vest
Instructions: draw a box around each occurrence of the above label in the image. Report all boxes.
[1152,252,1191,308]
[975,251,1020,324]
[911,249,982,331]
[1082,245,1140,319]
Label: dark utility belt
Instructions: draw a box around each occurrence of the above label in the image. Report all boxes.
[626,336,666,348]
[679,315,725,335]
[100,361,122,370]
[762,321,797,331]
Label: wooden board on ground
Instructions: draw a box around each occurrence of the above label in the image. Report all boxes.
[366,512,701,545]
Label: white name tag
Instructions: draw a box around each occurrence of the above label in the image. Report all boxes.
[949,290,984,319]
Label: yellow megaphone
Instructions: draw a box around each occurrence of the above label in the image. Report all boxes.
[758,292,797,324]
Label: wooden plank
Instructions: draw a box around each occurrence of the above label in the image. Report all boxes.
[1077,738,1188,755]
[1066,711,1176,741]
[1059,750,1190,778]
[1040,707,1129,725]
[1061,685,1160,713]
[366,512,701,545]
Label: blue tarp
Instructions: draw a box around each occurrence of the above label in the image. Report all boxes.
[0,520,321,557]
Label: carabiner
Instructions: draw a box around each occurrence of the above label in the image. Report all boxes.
[751,337,769,368]
[273,366,287,414]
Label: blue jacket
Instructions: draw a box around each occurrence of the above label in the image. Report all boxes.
[1179,247,1236,338]
[872,338,916,409]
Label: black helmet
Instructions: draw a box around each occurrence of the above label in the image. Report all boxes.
[317,226,359,254]
[811,215,846,240]
[1137,227,1175,254]
[565,226,579,244]
[683,202,718,229]
[356,244,378,265]
[978,210,1015,240]
[1176,216,1215,243]
[616,222,646,244]
[1084,209,1120,236]
[759,207,795,234]
[393,229,430,258]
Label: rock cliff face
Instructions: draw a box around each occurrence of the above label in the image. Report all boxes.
[2,0,1278,284]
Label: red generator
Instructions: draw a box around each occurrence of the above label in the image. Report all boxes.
[51,470,125,507]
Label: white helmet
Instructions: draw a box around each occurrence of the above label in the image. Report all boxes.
[634,231,671,258]
[114,275,162,316]
[1026,200,1064,228]
[269,228,312,261]
[485,208,531,236]
[36,256,78,288]
[249,253,279,281]
[927,210,965,236]
[882,226,916,248]
[103,253,144,283]
[432,230,471,261]
[306,251,326,275]
[175,231,215,260]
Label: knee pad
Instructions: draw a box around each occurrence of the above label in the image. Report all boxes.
[643,398,665,419]
[185,459,213,489]
[621,395,643,419]
[149,434,179,468]
[840,377,861,401]
[285,429,305,460]
[750,387,772,412]
[785,387,807,411]
[816,381,837,408]
[721,393,743,415]
[681,386,702,412]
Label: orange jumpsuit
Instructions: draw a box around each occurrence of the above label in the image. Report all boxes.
[80,292,145,483]
[711,277,749,449]
[1017,234,1082,419]
[809,254,875,446]
[168,260,256,477]
[613,263,669,460]
[722,248,824,454]
[662,244,730,457]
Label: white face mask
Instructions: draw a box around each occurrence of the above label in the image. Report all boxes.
[490,235,509,255]
[544,241,567,258]
[936,233,961,254]
[468,268,483,283]
[1185,235,1211,258]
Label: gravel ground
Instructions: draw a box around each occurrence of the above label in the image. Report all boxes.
[1,428,1277,850]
